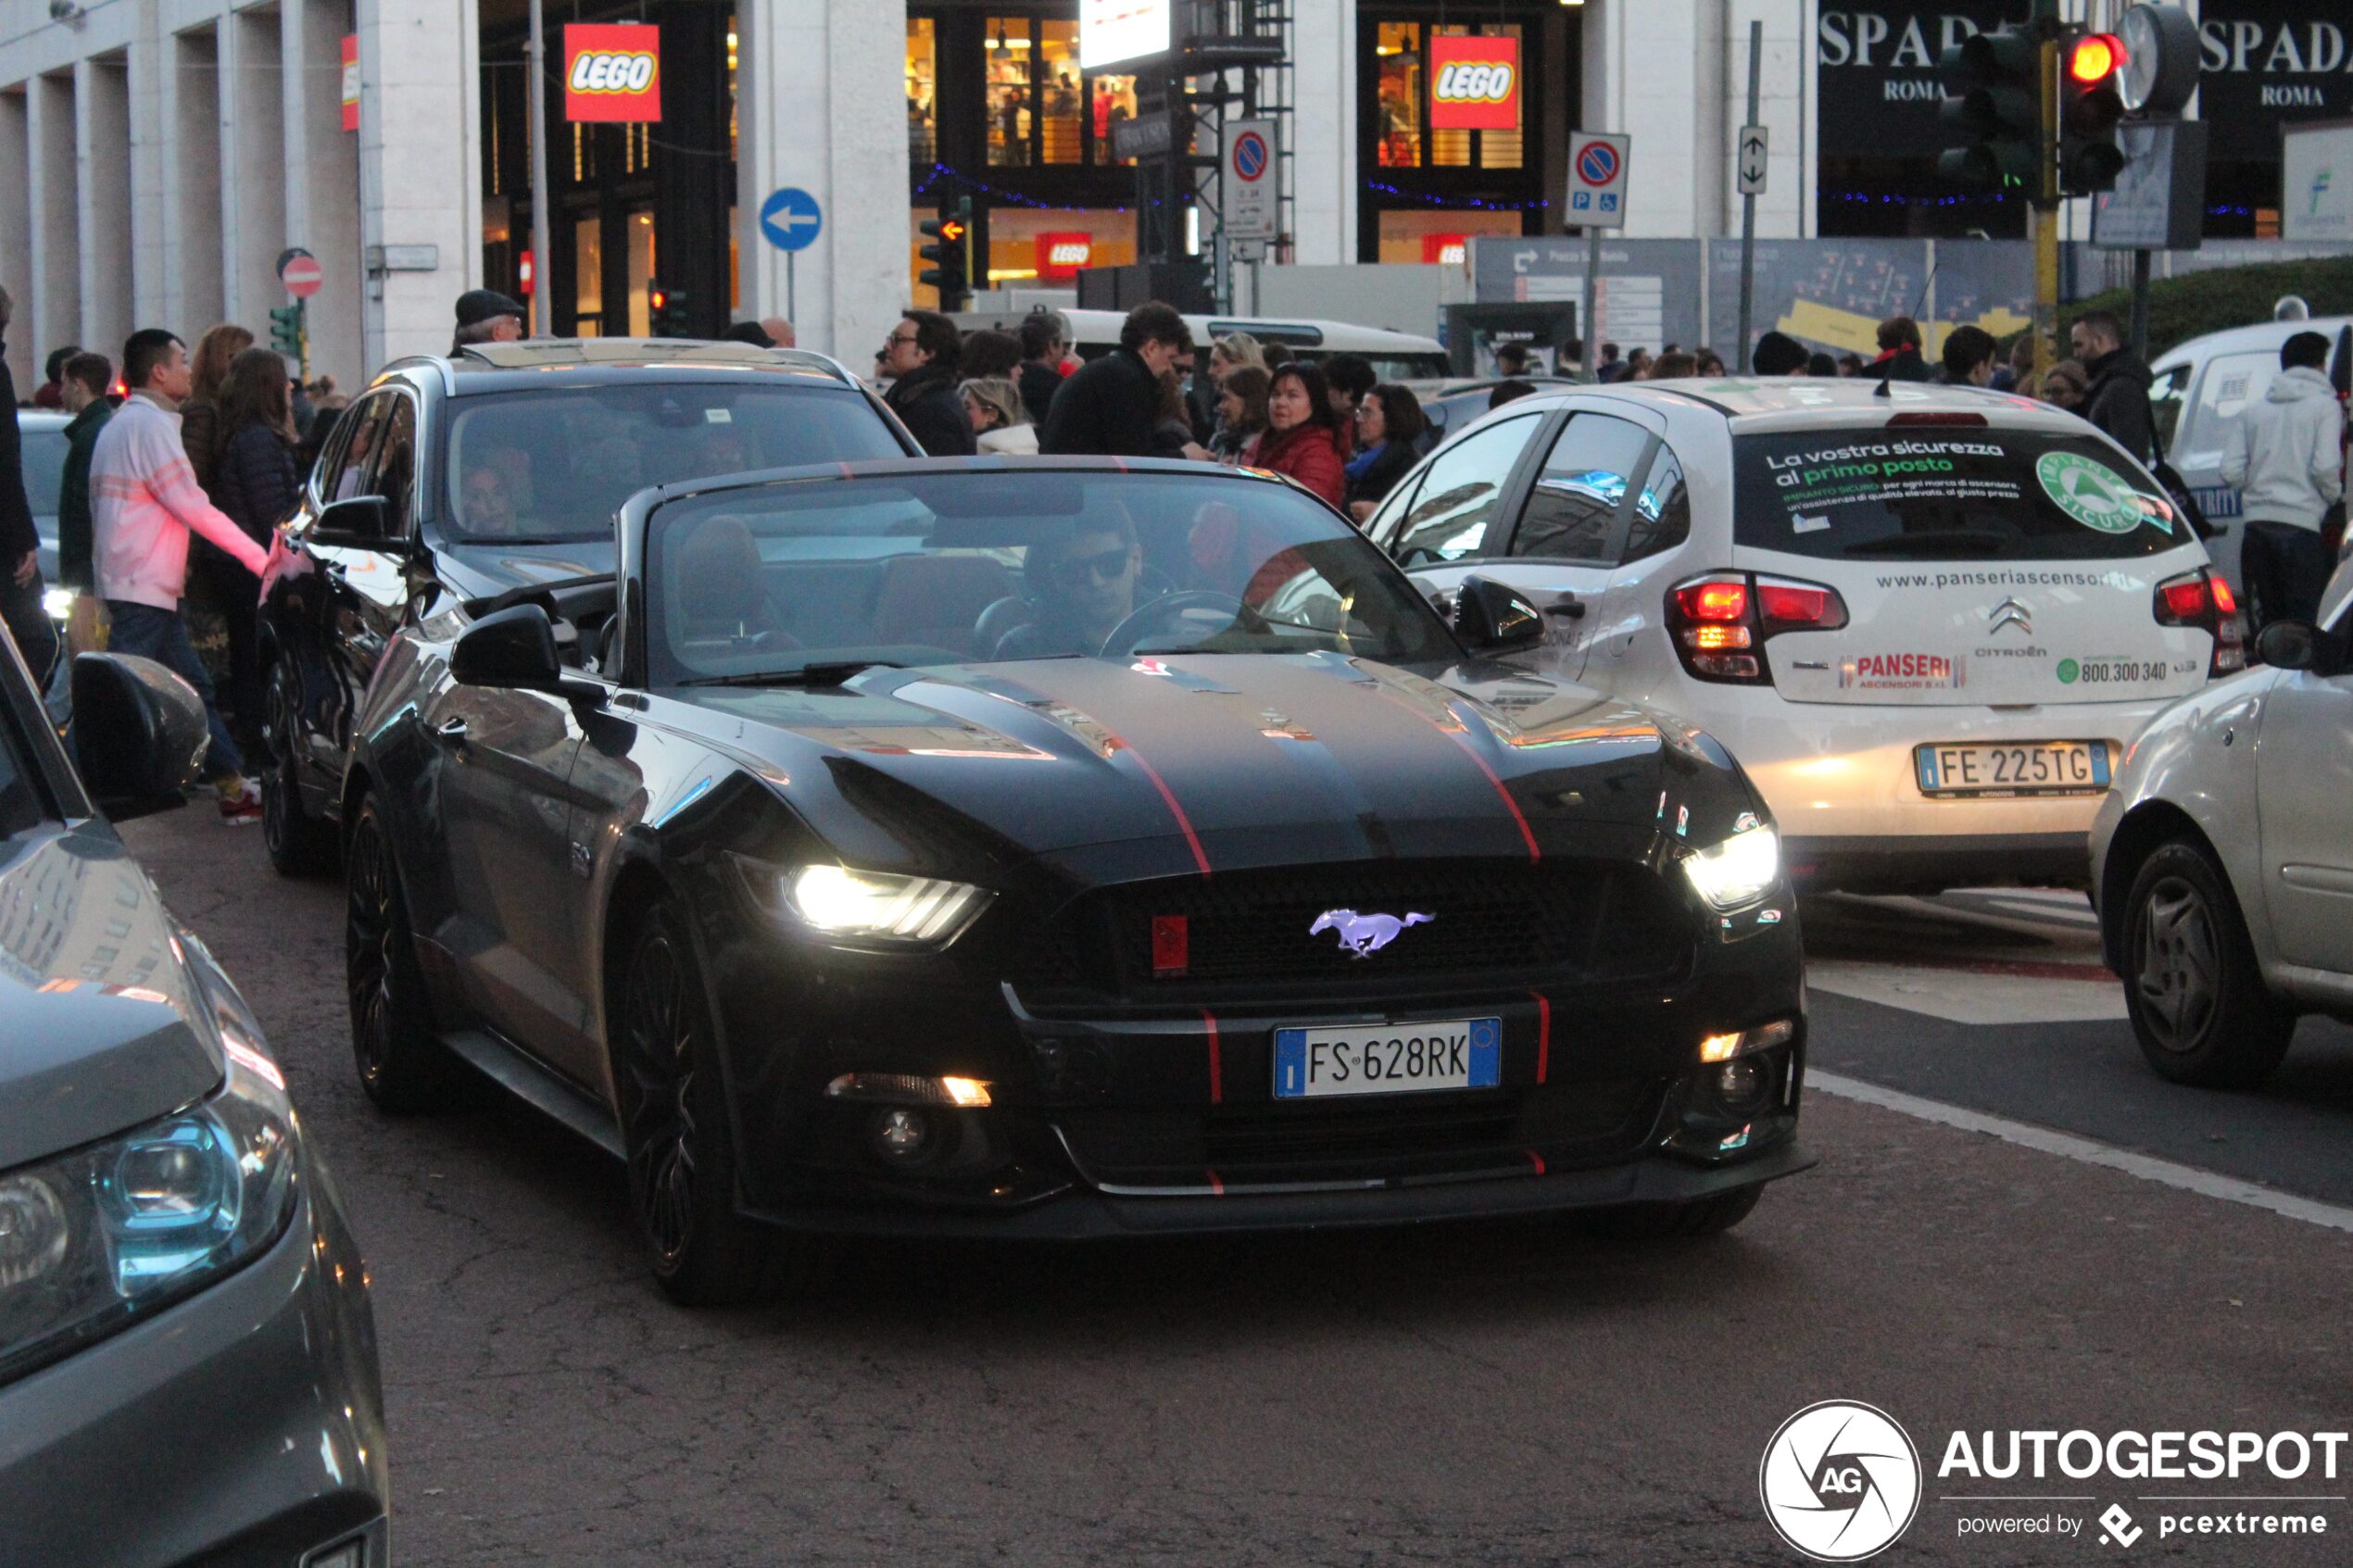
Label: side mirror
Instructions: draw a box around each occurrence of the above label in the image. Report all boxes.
[2255,618,2319,672]
[451,603,567,692]
[71,654,208,822]
[1453,573,1547,656]
[307,495,402,553]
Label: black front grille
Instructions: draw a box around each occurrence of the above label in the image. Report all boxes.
[1205,1098,1525,1169]
[1063,859,1691,996]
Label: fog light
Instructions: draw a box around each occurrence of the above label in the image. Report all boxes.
[1699,1017,1796,1062]
[826,1072,991,1108]
[1715,1058,1770,1112]
[871,1108,934,1163]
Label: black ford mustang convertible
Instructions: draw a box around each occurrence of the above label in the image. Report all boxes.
[341,457,1809,1301]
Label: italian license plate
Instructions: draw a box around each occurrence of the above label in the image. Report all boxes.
[1273,1018,1502,1100]
[1914,741,2110,798]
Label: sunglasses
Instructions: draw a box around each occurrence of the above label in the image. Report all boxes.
[886,332,922,347]
[1046,545,1131,587]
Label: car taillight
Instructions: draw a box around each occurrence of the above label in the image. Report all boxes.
[2152,568,2243,676]
[1667,572,1848,684]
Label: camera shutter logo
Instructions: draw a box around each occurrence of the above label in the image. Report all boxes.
[1758,1400,1922,1562]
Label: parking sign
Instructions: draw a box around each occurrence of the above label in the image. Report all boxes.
[1227,119,1277,243]
[1566,132,1630,229]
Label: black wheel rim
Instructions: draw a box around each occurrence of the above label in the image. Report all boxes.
[346,816,396,1086]
[2134,873,2219,1052]
[623,932,698,1269]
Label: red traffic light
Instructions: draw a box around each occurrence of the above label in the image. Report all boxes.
[2069,32,2122,83]
[648,285,669,309]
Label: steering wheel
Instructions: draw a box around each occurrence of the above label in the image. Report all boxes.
[1101,590,1260,657]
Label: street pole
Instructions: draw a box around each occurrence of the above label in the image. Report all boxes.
[1579,223,1602,384]
[2030,32,2059,385]
[2129,247,2152,361]
[1735,19,1762,370]
[525,0,552,338]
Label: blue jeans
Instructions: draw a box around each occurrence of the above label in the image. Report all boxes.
[104,600,245,783]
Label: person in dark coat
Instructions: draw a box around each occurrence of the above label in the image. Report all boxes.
[1752,331,1809,376]
[880,310,975,458]
[1016,311,1070,428]
[207,346,303,749]
[54,353,115,617]
[1040,301,1193,458]
[2070,308,2156,465]
[1869,316,1931,382]
[1344,383,1426,523]
[0,289,59,684]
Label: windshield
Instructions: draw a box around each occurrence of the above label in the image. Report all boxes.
[1733,424,2185,562]
[442,383,902,543]
[20,430,69,523]
[644,470,1457,685]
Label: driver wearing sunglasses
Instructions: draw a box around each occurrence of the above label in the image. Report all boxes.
[994,519,1151,659]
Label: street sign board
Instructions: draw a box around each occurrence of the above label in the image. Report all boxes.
[759,187,823,253]
[2091,119,2208,251]
[1566,132,1630,228]
[2283,119,2353,243]
[1226,119,1277,243]
[1738,124,1769,196]
[1110,109,1177,163]
[277,247,324,298]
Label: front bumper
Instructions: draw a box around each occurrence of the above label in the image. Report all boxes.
[0,1150,390,1568]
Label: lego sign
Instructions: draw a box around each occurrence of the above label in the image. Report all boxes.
[1036,232,1094,282]
[1428,34,1520,132]
[564,23,661,123]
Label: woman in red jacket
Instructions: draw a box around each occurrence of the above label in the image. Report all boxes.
[1244,362,1350,511]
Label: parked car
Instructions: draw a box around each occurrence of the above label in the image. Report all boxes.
[0,637,386,1564]
[1362,378,2237,893]
[333,456,1809,1302]
[2146,315,2351,596]
[257,337,917,877]
[2091,556,2353,1087]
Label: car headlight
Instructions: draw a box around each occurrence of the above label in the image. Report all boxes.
[0,1037,299,1386]
[730,858,993,949]
[1682,825,1780,910]
[43,585,75,622]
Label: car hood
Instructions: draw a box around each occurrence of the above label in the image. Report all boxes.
[0,827,225,1172]
[432,535,616,603]
[671,652,1751,876]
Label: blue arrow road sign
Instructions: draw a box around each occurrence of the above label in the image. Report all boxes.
[760,188,823,252]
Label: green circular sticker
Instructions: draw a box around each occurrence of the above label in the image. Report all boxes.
[2057,658,2080,684]
[2037,452,2161,535]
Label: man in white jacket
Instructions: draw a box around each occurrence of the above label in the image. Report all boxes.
[2222,331,2346,632]
[92,329,275,822]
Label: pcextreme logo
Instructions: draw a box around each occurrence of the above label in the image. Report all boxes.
[563,23,661,124]
[1428,35,1520,130]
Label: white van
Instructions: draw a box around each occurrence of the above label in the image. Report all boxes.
[2148,316,2351,595]
[952,307,1451,384]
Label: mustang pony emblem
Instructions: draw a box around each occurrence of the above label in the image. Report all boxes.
[1309,909,1435,958]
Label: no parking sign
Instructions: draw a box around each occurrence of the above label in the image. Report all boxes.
[1566,132,1630,228]
[1227,119,1277,242]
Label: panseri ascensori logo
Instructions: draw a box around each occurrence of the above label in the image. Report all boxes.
[1760,1400,1924,1561]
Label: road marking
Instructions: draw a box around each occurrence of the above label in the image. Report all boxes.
[1810,1071,2353,1235]
[1808,959,2127,1023]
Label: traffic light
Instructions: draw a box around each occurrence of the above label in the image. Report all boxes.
[1935,23,2042,194]
[269,301,305,358]
[2057,27,2127,196]
[647,281,689,337]
[918,196,974,312]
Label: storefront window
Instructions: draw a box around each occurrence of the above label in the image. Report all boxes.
[1038,20,1082,165]
[1375,23,1422,169]
[574,215,604,336]
[907,18,937,164]
[986,16,1033,167]
[628,210,654,336]
[1090,72,1138,166]
[981,206,1138,288]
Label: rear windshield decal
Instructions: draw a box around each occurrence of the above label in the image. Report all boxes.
[2036,451,2171,536]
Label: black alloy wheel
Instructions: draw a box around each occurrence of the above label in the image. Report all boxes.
[345,797,453,1111]
[2122,840,2294,1088]
[615,904,806,1306]
[262,663,338,877]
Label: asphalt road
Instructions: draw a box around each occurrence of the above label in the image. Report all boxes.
[122,809,2353,1566]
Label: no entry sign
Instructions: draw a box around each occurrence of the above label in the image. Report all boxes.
[277,247,324,298]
